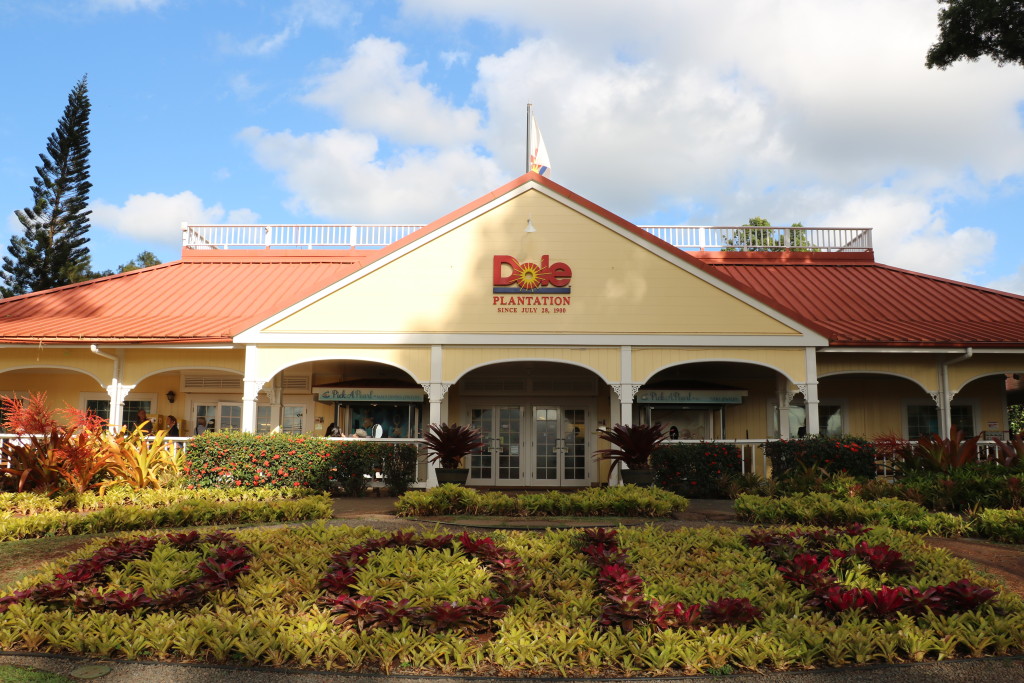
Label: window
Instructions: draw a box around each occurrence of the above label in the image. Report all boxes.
[85,399,110,422]
[124,400,153,431]
[282,405,304,434]
[256,405,273,434]
[906,403,975,439]
[787,403,843,437]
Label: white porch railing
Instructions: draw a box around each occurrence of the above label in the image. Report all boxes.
[182,224,423,250]
[181,223,872,253]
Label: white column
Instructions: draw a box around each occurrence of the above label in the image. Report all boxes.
[803,347,820,435]
[421,382,451,489]
[241,345,264,433]
[777,375,792,439]
[106,382,134,430]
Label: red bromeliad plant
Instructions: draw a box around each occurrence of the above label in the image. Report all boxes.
[0,393,118,494]
[0,531,251,614]
[745,526,997,621]
[422,423,486,470]
[318,531,528,635]
[593,423,667,472]
[915,425,982,472]
[578,527,762,632]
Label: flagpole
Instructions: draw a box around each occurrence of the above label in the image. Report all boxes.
[526,103,532,174]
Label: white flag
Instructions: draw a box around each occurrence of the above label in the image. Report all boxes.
[529,111,551,177]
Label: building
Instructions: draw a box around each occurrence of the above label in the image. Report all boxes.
[2,173,1024,488]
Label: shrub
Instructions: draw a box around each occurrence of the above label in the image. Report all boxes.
[377,443,418,496]
[183,432,335,490]
[970,508,1024,543]
[733,493,968,536]
[893,463,1024,512]
[763,434,876,480]
[332,441,375,496]
[651,442,742,498]
[395,483,687,517]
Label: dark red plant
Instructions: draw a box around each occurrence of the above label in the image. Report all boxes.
[593,423,667,471]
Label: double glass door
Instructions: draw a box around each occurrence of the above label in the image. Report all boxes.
[467,405,589,487]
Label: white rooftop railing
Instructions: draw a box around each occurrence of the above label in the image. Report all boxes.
[182,223,873,253]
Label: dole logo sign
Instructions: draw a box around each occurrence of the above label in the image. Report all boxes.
[492,255,572,293]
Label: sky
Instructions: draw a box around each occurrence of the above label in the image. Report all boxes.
[2,0,1024,290]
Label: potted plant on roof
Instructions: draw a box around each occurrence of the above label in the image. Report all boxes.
[423,422,485,486]
[594,423,667,487]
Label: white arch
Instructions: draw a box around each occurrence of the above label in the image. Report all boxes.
[452,358,612,385]
[131,365,244,386]
[818,370,931,395]
[952,369,1024,395]
[640,358,799,386]
[0,365,106,389]
[263,355,422,385]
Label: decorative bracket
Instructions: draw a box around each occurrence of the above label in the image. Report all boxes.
[611,383,642,401]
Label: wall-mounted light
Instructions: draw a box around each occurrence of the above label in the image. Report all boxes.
[166,390,176,404]
[525,218,536,234]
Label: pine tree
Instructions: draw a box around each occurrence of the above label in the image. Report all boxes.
[1,76,92,297]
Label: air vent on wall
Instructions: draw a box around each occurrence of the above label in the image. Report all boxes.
[183,375,243,390]
[282,375,311,392]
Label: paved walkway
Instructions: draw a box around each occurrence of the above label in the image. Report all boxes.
[4,496,1024,682]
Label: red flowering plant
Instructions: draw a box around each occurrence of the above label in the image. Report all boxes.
[651,441,743,498]
[0,392,118,494]
[183,431,335,490]
[763,433,876,481]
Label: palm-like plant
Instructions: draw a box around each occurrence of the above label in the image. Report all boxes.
[593,423,667,472]
[423,423,485,470]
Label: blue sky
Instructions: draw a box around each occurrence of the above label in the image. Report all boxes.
[2,0,1024,290]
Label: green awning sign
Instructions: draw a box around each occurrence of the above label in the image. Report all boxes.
[314,387,425,402]
[636,389,747,404]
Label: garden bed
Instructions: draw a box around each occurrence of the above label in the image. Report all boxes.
[0,522,1021,676]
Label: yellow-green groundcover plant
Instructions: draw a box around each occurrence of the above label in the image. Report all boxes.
[1,523,1022,676]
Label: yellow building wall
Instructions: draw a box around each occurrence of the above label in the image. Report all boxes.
[957,375,1007,435]
[255,346,432,383]
[265,191,802,338]
[122,349,244,385]
[0,348,110,388]
[948,355,1024,394]
[632,347,807,385]
[443,347,620,383]
[818,375,928,437]
[0,370,102,417]
[818,354,938,393]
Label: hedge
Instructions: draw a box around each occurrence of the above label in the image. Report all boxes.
[652,442,743,498]
[763,434,876,480]
[182,432,419,495]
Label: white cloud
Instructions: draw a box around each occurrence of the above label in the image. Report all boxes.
[88,0,166,11]
[91,192,259,243]
[239,126,503,221]
[229,74,265,100]
[238,1,1024,283]
[440,50,469,68]
[302,37,482,146]
[821,191,997,282]
[221,0,352,56]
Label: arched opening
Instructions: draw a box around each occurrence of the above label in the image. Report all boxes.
[450,361,610,488]
[305,359,423,439]
[817,373,936,439]
[0,367,105,428]
[640,362,787,440]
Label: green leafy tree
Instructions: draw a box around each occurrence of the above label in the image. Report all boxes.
[118,251,161,273]
[725,217,809,252]
[927,0,1024,69]
[1,76,92,297]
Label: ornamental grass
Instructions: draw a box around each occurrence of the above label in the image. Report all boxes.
[1,522,1021,676]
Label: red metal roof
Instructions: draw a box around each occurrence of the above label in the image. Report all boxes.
[0,252,367,344]
[2,173,1024,348]
[705,257,1024,347]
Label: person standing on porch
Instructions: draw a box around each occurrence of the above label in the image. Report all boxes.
[363,417,383,438]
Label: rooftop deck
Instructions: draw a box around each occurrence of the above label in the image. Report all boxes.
[181,223,873,253]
